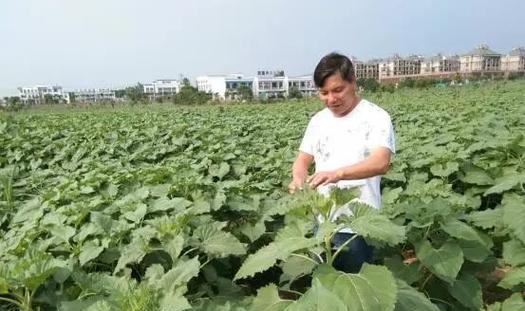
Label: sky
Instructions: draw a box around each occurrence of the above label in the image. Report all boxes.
[1,0,524,97]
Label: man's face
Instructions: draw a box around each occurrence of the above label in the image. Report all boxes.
[318,73,357,117]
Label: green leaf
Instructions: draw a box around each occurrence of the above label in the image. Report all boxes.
[193,226,246,258]
[0,276,8,293]
[499,267,525,289]
[430,161,458,177]
[114,240,148,274]
[484,174,525,195]
[286,279,346,311]
[314,263,397,311]
[90,211,113,233]
[250,284,291,311]
[280,255,316,284]
[235,237,317,280]
[48,224,76,244]
[159,287,192,311]
[383,256,422,285]
[441,219,490,246]
[460,166,494,185]
[500,293,525,311]
[447,274,483,310]
[164,235,185,261]
[348,214,405,246]
[502,194,525,244]
[12,198,42,224]
[149,197,191,213]
[159,257,200,292]
[503,240,525,266]
[415,240,463,284]
[123,203,147,223]
[466,208,504,230]
[457,239,491,263]
[394,279,439,311]
[79,240,105,266]
[240,221,267,242]
[59,298,102,311]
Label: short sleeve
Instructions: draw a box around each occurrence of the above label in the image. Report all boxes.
[367,113,396,154]
[299,118,316,155]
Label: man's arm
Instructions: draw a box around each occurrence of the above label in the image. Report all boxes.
[307,147,392,189]
[288,151,314,193]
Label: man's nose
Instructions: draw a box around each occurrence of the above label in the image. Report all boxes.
[326,93,337,104]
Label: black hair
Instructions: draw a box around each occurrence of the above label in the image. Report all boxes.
[313,52,355,87]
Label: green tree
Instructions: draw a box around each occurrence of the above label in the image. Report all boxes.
[114,89,126,98]
[238,85,254,101]
[125,83,146,103]
[68,92,76,103]
[43,94,60,105]
[173,85,211,105]
[288,87,303,99]
[356,78,380,92]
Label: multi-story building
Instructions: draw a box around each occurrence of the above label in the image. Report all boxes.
[421,54,460,74]
[287,75,317,97]
[70,88,116,103]
[225,75,255,100]
[378,54,423,80]
[460,44,501,73]
[354,59,380,80]
[196,75,227,100]
[143,79,180,100]
[254,70,287,99]
[501,47,525,72]
[196,72,316,101]
[17,85,69,104]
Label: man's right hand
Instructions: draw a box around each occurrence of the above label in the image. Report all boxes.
[287,179,305,194]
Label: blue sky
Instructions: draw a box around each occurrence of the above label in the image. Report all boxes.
[1,0,524,96]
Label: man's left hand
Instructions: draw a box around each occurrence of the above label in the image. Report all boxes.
[307,170,342,189]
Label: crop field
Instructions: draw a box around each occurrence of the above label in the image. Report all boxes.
[1,80,525,311]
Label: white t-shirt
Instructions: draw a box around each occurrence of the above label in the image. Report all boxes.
[299,99,395,223]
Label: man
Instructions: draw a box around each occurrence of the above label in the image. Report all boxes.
[288,52,395,273]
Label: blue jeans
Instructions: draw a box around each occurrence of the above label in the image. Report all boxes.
[331,233,374,273]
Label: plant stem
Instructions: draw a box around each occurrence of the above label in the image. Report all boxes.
[324,235,332,263]
[331,234,358,265]
[0,296,22,308]
[289,253,319,265]
[419,272,433,291]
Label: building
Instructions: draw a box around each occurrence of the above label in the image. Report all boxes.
[197,71,316,101]
[354,59,380,80]
[378,54,423,80]
[421,54,460,74]
[70,88,116,103]
[501,47,525,72]
[196,75,227,100]
[143,79,180,100]
[460,44,501,73]
[225,74,255,100]
[287,75,317,97]
[254,70,287,99]
[17,85,69,104]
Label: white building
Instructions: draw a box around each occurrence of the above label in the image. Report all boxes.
[17,85,69,104]
[421,54,460,74]
[196,71,316,101]
[143,79,180,100]
[71,88,116,103]
[287,75,317,97]
[501,47,525,72]
[381,54,424,79]
[254,71,287,99]
[460,44,501,73]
